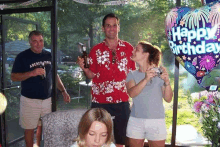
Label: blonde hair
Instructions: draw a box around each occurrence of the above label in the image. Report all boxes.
[75,108,113,147]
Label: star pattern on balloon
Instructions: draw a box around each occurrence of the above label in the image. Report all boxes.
[180,20,185,26]
[182,55,186,60]
[165,2,220,90]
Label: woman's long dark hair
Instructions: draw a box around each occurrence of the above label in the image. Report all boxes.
[139,41,162,66]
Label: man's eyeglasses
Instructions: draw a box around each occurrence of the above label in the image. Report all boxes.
[112,51,116,63]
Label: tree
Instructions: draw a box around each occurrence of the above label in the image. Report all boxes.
[6,0,202,58]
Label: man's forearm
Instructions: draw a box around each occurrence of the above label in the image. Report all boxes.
[11,72,33,82]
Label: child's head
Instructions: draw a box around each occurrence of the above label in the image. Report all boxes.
[77,108,113,147]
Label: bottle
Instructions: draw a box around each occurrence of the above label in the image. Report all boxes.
[39,65,45,80]
[82,46,89,68]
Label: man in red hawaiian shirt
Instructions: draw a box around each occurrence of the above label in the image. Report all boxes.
[77,13,135,147]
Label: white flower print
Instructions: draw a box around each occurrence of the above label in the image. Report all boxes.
[118,58,128,71]
[118,62,125,71]
[122,58,128,64]
[92,85,100,95]
[116,99,122,103]
[114,82,122,90]
[105,82,114,94]
[119,41,126,47]
[97,55,107,64]
[92,97,99,103]
[96,49,102,56]
[103,51,109,57]
[122,88,127,92]
[106,96,113,103]
[99,83,105,93]
[96,73,100,78]
[97,50,110,65]
[88,57,93,65]
[105,64,110,70]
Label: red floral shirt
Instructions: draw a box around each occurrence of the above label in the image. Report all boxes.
[89,40,136,103]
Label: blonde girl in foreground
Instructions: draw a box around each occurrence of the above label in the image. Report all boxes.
[71,108,115,147]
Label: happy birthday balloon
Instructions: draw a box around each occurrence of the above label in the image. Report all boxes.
[0,93,7,115]
[204,0,218,4]
[165,1,220,90]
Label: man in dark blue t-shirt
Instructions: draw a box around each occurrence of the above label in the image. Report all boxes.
[11,30,70,147]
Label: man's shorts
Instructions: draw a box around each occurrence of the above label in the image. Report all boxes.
[19,95,51,129]
[126,116,167,141]
[91,102,130,145]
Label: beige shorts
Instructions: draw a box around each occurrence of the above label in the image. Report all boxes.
[126,116,167,141]
[19,95,51,129]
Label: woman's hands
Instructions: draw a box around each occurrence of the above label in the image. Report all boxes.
[144,65,157,83]
[159,66,170,85]
[144,65,170,86]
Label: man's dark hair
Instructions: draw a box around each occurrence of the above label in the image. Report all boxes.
[28,30,43,40]
[102,13,120,27]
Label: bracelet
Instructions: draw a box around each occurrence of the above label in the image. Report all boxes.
[164,82,170,86]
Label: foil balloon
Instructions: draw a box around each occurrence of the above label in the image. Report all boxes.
[203,0,219,5]
[165,1,220,90]
[0,93,7,115]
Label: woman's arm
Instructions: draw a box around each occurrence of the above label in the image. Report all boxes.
[126,78,149,98]
[160,66,173,103]
[162,83,173,103]
[56,74,71,103]
[126,68,156,98]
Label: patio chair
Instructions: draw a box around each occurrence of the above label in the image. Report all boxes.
[42,109,87,147]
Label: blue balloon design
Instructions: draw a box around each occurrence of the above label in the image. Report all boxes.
[165,1,220,90]
[185,61,196,75]
[176,7,191,23]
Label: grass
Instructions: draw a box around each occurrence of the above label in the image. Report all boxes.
[164,72,205,144]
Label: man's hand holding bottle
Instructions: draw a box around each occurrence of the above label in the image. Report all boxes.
[30,67,45,79]
[77,46,89,70]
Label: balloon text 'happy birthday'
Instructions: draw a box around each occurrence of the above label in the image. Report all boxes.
[169,26,220,55]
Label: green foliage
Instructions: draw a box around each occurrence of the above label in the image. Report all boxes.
[9,12,51,48]
[5,88,21,120]
[58,72,81,95]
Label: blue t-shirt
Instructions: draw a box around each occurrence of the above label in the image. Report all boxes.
[12,49,52,99]
[126,70,165,119]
